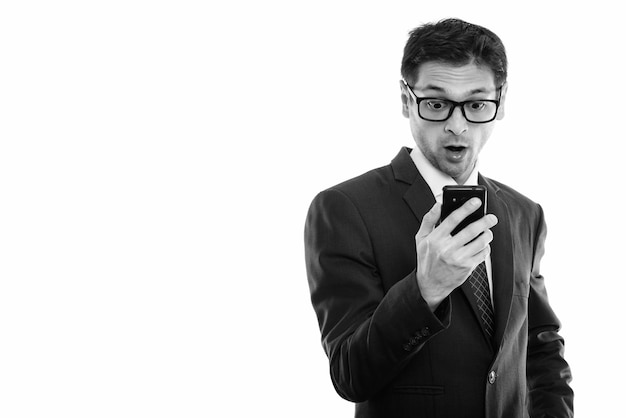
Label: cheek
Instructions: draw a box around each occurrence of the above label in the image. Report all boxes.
[412,119,439,141]
[413,127,440,152]
[409,116,425,140]
[474,127,494,150]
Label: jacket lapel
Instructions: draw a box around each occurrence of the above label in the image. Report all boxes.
[391,147,436,221]
[403,178,436,222]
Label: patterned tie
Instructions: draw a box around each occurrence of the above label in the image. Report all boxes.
[468,261,495,338]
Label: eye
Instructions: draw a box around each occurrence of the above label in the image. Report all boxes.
[426,100,450,111]
[467,101,487,111]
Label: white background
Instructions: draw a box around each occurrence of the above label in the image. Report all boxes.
[0,1,623,417]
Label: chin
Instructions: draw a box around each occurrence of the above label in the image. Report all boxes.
[441,165,469,182]
[439,163,464,176]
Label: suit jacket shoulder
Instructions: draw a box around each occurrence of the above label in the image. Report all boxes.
[480,175,545,229]
[322,162,398,206]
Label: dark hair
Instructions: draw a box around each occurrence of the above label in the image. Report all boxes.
[401,18,507,87]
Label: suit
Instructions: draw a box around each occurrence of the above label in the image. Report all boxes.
[304,148,573,417]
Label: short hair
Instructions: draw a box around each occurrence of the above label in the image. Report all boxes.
[401,18,507,88]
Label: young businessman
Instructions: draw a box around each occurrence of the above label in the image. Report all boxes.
[305,18,573,417]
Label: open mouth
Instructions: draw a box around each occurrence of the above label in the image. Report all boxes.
[445,146,466,152]
[444,146,468,161]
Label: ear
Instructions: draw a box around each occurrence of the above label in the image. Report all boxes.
[400,80,410,118]
[496,82,508,121]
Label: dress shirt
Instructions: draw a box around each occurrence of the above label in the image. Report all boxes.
[409,146,494,304]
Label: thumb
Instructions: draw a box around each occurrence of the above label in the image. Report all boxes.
[416,202,441,240]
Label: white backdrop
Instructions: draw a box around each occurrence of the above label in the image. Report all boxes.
[1,1,623,417]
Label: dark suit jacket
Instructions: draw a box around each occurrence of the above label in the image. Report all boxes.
[305,148,573,418]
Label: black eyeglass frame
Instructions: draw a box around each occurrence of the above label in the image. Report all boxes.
[402,79,503,124]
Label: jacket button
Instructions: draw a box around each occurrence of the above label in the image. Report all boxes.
[402,343,412,352]
[488,371,497,384]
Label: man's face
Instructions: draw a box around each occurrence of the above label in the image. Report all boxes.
[401,61,507,184]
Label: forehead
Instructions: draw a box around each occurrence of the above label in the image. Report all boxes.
[413,61,497,96]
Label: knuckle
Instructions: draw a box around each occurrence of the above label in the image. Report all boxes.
[434,246,448,261]
[445,251,462,265]
[436,246,449,260]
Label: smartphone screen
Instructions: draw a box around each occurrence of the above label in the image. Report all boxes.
[440,185,487,236]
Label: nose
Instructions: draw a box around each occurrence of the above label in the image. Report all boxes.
[444,105,468,136]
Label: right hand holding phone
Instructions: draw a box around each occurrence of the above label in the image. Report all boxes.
[414,198,498,311]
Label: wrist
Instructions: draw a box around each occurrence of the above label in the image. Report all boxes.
[415,272,446,311]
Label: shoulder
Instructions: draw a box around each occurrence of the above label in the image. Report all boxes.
[481,175,545,223]
[309,147,418,207]
[305,159,410,236]
[305,165,395,242]
[312,161,397,208]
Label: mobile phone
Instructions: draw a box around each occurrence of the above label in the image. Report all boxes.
[440,185,487,236]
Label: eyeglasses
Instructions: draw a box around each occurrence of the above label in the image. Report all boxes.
[402,79,502,124]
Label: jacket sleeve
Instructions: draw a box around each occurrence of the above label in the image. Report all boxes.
[304,188,449,402]
[526,204,574,417]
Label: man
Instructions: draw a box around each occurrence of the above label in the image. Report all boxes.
[304,18,573,417]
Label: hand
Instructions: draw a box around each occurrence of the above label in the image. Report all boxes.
[415,198,498,310]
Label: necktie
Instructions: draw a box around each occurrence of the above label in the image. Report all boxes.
[468,261,494,338]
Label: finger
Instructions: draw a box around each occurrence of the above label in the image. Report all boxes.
[416,202,441,239]
[467,244,492,268]
[456,229,494,259]
[438,198,483,236]
[453,214,498,246]
[454,243,493,277]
